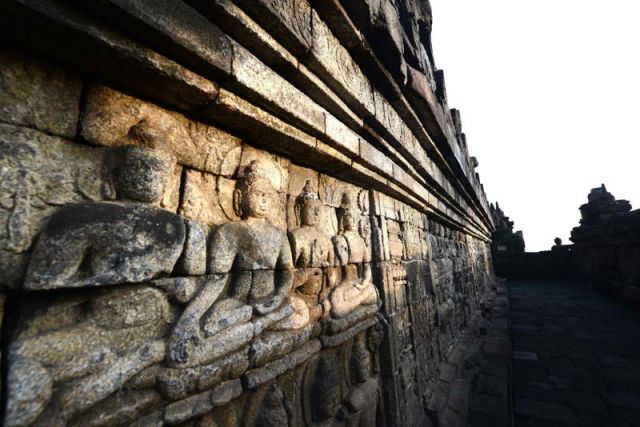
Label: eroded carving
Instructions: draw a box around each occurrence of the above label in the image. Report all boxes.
[7,286,172,426]
[24,146,205,290]
[255,384,295,427]
[167,160,306,374]
[6,146,205,426]
[289,180,337,323]
[343,333,381,426]
[327,195,379,331]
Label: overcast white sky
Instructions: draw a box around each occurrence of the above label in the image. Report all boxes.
[429,0,640,251]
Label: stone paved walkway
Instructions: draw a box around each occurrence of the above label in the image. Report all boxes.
[509,281,640,426]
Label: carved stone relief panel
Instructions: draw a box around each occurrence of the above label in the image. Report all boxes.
[0,125,115,289]
[5,136,386,426]
[0,1,500,423]
[180,170,240,228]
[81,84,242,175]
[6,146,206,426]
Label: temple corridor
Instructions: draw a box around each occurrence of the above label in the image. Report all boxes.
[509,281,640,426]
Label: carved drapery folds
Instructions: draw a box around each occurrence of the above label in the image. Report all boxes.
[6,145,386,426]
[0,0,498,421]
[4,142,494,427]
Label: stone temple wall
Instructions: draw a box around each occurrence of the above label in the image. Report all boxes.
[0,1,496,426]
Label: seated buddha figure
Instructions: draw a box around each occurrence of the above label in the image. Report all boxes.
[288,180,337,322]
[342,333,381,427]
[24,145,204,290]
[168,160,307,369]
[327,195,379,327]
[9,146,203,426]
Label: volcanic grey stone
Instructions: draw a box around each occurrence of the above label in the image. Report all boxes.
[73,0,233,79]
[243,339,321,389]
[0,49,82,139]
[5,356,52,427]
[24,202,187,290]
[175,219,207,276]
[163,379,243,424]
[0,124,112,289]
[1,0,218,112]
[58,339,166,420]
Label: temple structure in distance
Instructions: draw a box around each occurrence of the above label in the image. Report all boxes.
[492,185,640,307]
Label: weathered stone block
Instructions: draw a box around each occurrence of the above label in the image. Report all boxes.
[81,84,242,175]
[74,0,234,79]
[202,89,318,157]
[1,0,218,112]
[231,42,325,135]
[318,174,364,209]
[164,379,243,424]
[0,49,82,139]
[0,124,113,288]
[179,170,238,227]
[324,113,360,158]
[233,0,313,56]
[190,0,298,71]
[243,339,321,389]
[310,9,375,117]
[359,138,393,177]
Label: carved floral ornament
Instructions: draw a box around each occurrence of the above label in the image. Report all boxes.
[7,145,381,426]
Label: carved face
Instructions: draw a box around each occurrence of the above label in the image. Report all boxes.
[115,147,173,204]
[240,180,272,219]
[342,211,356,232]
[129,161,166,203]
[300,199,321,227]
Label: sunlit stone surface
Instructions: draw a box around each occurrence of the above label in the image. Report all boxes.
[0,1,500,425]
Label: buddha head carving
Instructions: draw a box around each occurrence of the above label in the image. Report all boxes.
[233,160,274,220]
[113,145,175,204]
[295,180,322,227]
[337,194,357,233]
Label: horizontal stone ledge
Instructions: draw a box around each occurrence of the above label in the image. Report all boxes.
[68,0,233,81]
[226,40,327,138]
[230,0,314,58]
[189,0,365,135]
[184,0,483,228]
[0,0,218,113]
[0,0,491,236]
[309,0,493,229]
[197,88,491,237]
